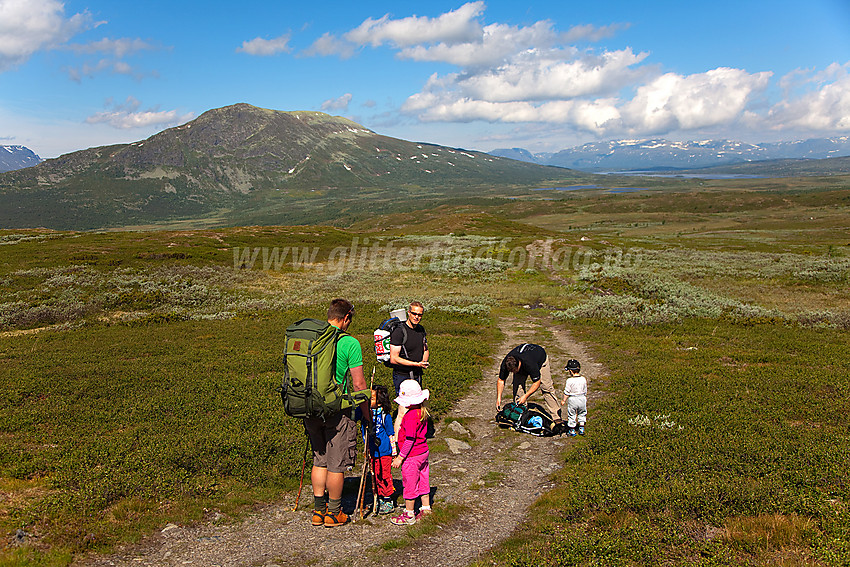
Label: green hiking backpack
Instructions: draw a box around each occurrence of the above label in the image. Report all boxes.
[280,318,364,419]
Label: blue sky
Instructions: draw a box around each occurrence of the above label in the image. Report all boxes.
[2,0,849,158]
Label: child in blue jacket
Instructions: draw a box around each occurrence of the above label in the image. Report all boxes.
[357,384,396,514]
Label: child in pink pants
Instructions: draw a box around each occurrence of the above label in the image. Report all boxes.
[390,379,431,525]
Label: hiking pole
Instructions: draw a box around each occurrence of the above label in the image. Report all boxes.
[368,367,378,516]
[355,367,376,520]
[291,431,310,512]
[355,429,370,520]
[369,444,378,515]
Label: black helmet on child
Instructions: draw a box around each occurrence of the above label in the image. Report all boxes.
[565,359,580,372]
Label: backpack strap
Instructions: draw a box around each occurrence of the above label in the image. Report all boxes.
[335,329,370,416]
[400,323,409,359]
[333,327,346,392]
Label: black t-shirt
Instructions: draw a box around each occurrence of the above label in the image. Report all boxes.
[499,343,546,382]
[390,322,427,363]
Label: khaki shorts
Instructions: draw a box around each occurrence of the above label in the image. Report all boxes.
[510,355,561,418]
[304,411,358,474]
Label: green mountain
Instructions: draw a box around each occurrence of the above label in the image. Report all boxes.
[0,103,582,230]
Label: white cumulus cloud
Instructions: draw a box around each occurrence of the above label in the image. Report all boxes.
[85,97,194,130]
[306,3,850,140]
[398,21,631,68]
[621,68,772,133]
[237,34,292,56]
[344,1,484,48]
[304,1,485,59]
[398,21,564,67]
[321,93,353,111]
[455,48,650,102]
[393,7,774,138]
[767,63,850,131]
[0,0,95,71]
[302,32,357,59]
[403,93,622,133]
[404,64,772,138]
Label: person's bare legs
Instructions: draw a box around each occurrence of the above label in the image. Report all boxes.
[312,467,343,500]
[311,466,326,499]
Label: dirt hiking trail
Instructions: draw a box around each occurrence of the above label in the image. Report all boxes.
[77,315,608,567]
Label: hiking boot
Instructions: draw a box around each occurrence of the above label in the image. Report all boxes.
[578,425,585,435]
[311,509,326,526]
[390,511,416,526]
[377,499,395,515]
[567,427,577,437]
[323,509,349,527]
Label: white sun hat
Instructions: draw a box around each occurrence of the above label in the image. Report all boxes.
[394,379,429,407]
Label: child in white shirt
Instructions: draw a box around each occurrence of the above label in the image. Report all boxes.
[560,359,587,437]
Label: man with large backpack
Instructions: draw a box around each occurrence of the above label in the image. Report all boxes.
[495,343,563,424]
[388,301,429,450]
[293,299,370,528]
[389,301,429,395]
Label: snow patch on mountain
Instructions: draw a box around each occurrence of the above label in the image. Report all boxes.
[490,137,850,171]
[0,145,42,172]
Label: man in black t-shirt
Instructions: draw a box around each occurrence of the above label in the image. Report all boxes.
[389,301,429,395]
[389,302,430,450]
[496,343,562,422]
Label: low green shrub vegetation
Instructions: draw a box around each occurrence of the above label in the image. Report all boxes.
[474,319,850,566]
[0,304,494,562]
[554,261,848,329]
[2,183,849,565]
[554,266,784,326]
[0,229,521,333]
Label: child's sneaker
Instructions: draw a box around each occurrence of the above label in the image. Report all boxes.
[377,499,395,515]
[323,509,349,527]
[578,425,585,435]
[567,427,577,437]
[311,509,326,526]
[390,511,416,525]
[415,507,432,521]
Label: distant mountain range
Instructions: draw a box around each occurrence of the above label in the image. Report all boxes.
[490,137,850,171]
[0,145,42,172]
[0,103,580,230]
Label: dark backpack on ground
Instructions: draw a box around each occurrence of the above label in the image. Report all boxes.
[280,318,363,419]
[496,402,564,437]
